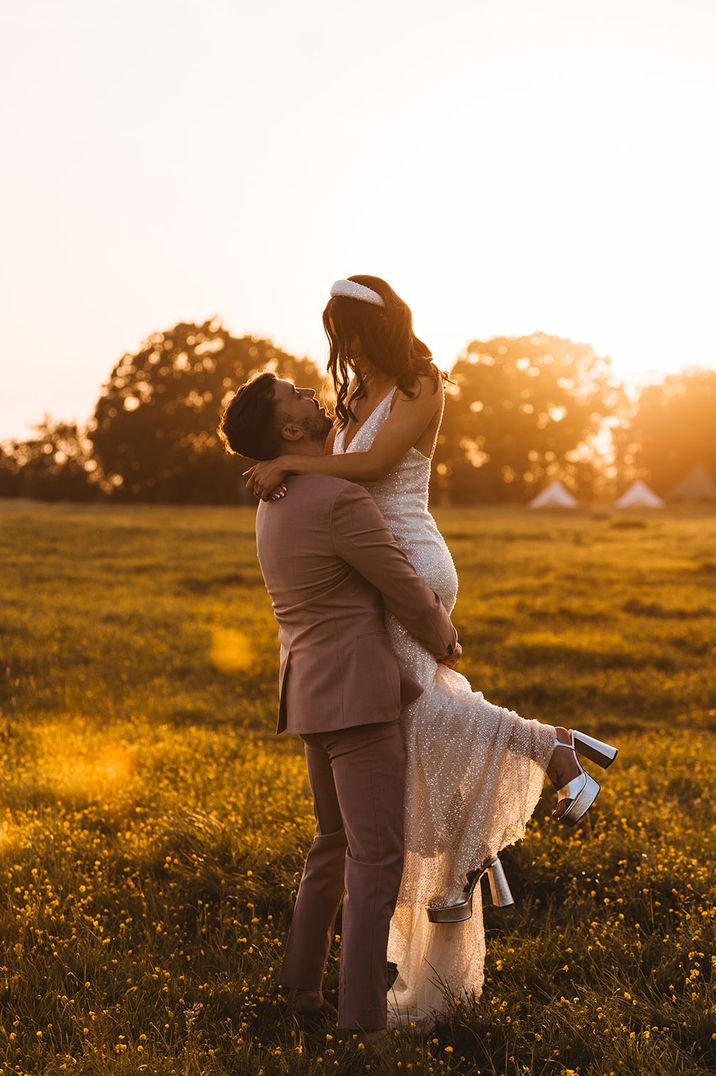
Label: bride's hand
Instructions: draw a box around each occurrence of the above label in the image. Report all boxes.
[243,459,289,501]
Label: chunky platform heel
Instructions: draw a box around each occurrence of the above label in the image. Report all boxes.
[427,855,514,924]
[571,729,618,769]
[552,728,618,826]
[485,855,514,907]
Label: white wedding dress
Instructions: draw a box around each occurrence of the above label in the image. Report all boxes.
[333,385,558,1029]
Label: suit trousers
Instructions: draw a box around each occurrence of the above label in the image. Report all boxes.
[278,718,406,1031]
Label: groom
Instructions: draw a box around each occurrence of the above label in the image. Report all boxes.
[219,371,460,1042]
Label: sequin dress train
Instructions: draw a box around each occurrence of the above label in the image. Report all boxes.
[332,387,558,1028]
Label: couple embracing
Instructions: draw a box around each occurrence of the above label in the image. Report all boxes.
[218,275,618,1051]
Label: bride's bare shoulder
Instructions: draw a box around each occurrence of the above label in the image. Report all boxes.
[393,371,444,410]
[324,425,337,454]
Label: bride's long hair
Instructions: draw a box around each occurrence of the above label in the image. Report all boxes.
[323,274,450,429]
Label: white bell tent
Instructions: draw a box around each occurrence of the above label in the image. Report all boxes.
[665,465,716,503]
[615,480,664,508]
[528,479,579,509]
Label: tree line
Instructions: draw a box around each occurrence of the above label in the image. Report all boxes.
[1,318,714,505]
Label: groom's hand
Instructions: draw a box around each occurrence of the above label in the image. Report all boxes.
[437,641,462,668]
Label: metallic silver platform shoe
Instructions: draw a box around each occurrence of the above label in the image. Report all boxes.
[426,855,514,924]
[552,728,618,826]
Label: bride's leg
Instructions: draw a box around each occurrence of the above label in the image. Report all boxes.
[546,726,584,819]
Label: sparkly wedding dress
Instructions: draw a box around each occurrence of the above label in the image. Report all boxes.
[333,386,558,1028]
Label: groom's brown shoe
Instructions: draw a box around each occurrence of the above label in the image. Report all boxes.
[338,1027,390,1061]
[288,998,338,1032]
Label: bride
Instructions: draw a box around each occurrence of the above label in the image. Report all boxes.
[243,275,618,1028]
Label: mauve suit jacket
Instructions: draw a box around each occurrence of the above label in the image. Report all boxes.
[255,474,459,735]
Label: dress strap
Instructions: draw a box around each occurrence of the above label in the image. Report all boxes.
[371,385,400,435]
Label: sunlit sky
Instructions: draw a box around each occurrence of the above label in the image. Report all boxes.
[1,0,715,441]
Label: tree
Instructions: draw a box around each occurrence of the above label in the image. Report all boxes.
[620,366,716,494]
[432,334,628,503]
[0,444,21,497]
[88,319,324,503]
[3,418,98,501]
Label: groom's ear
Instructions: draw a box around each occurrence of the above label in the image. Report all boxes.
[278,422,306,444]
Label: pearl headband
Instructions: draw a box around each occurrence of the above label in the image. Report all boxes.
[330,279,385,307]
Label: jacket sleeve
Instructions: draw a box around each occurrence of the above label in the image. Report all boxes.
[330,484,458,661]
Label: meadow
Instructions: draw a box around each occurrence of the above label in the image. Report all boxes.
[0,498,714,1075]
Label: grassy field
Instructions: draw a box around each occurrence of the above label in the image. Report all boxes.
[0,499,714,1075]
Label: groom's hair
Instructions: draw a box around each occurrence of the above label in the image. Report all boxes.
[218,371,283,460]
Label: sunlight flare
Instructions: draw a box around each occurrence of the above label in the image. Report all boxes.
[210,628,255,674]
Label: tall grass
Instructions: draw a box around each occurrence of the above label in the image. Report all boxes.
[0,501,714,1074]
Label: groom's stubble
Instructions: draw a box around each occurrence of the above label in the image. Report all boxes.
[302,412,334,446]
[280,411,334,456]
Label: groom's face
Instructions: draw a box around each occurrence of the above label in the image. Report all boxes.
[272,379,333,447]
